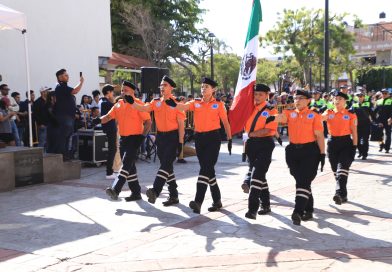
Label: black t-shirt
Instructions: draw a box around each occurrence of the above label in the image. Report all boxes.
[100,97,117,133]
[54,82,76,118]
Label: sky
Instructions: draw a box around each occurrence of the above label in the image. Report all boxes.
[199,0,392,58]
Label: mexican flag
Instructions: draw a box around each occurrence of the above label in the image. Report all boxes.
[229,0,262,135]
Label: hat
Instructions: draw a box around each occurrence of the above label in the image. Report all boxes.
[162,75,176,88]
[340,85,348,89]
[295,89,312,99]
[312,90,321,94]
[122,80,136,90]
[354,91,364,96]
[333,90,349,100]
[254,83,270,92]
[201,77,218,88]
[40,86,52,92]
[381,88,389,93]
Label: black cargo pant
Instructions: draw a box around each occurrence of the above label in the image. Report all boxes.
[327,136,354,198]
[382,122,391,152]
[152,130,179,198]
[286,142,320,216]
[357,124,370,158]
[194,129,221,205]
[112,135,143,195]
[246,137,275,214]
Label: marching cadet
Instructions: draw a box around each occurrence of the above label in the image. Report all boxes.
[241,84,278,220]
[323,91,358,205]
[267,90,325,225]
[93,81,151,201]
[165,77,232,213]
[129,76,185,206]
[352,91,372,160]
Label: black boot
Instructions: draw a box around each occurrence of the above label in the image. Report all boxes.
[245,211,257,220]
[301,211,313,221]
[291,212,301,225]
[146,188,157,204]
[162,197,179,206]
[125,193,142,202]
[189,201,201,214]
[258,205,271,215]
[105,187,119,200]
[333,194,342,205]
[207,201,222,212]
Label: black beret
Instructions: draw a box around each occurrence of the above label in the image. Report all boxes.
[333,90,349,100]
[254,83,270,92]
[162,75,176,88]
[201,77,218,88]
[295,89,312,99]
[123,80,136,90]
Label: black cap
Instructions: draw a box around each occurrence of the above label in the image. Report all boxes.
[333,90,349,100]
[295,89,312,99]
[254,83,270,92]
[162,75,176,88]
[201,77,218,88]
[122,80,136,90]
[354,91,364,96]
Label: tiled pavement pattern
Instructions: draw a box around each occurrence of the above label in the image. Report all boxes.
[1,138,391,271]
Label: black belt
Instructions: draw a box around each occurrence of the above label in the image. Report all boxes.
[248,136,273,142]
[195,129,220,135]
[330,135,351,140]
[157,129,177,135]
[289,141,317,148]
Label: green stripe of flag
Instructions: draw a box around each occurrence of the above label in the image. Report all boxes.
[244,0,262,46]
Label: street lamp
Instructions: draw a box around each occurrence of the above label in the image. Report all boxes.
[208,32,216,80]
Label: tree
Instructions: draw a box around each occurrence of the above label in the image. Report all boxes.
[111,0,205,67]
[264,8,356,87]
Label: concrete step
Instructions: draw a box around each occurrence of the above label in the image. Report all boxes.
[43,153,81,183]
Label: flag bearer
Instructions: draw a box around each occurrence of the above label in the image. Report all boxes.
[241,83,278,220]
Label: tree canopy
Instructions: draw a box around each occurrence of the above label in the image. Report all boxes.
[264,8,357,87]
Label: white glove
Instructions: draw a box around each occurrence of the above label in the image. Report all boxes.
[242,132,249,142]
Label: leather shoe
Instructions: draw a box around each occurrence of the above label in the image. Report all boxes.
[189,201,201,214]
[301,212,313,221]
[105,187,118,200]
[291,212,301,225]
[125,194,142,202]
[162,197,179,206]
[207,201,222,212]
[341,196,348,203]
[146,188,157,204]
[333,194,342,205]
[245,211,256,220]
[258,206,271,215]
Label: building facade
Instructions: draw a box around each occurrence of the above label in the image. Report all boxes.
[0,0,112,99]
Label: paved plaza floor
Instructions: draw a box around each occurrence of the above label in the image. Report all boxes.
[1,138,391,271]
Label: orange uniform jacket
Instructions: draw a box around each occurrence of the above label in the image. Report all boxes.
[108,99,150,136]
[324,109,357,136]
[187,98,228,133]
[149,96,186,132]
[244,102,278,136]
[283,108,323,144]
